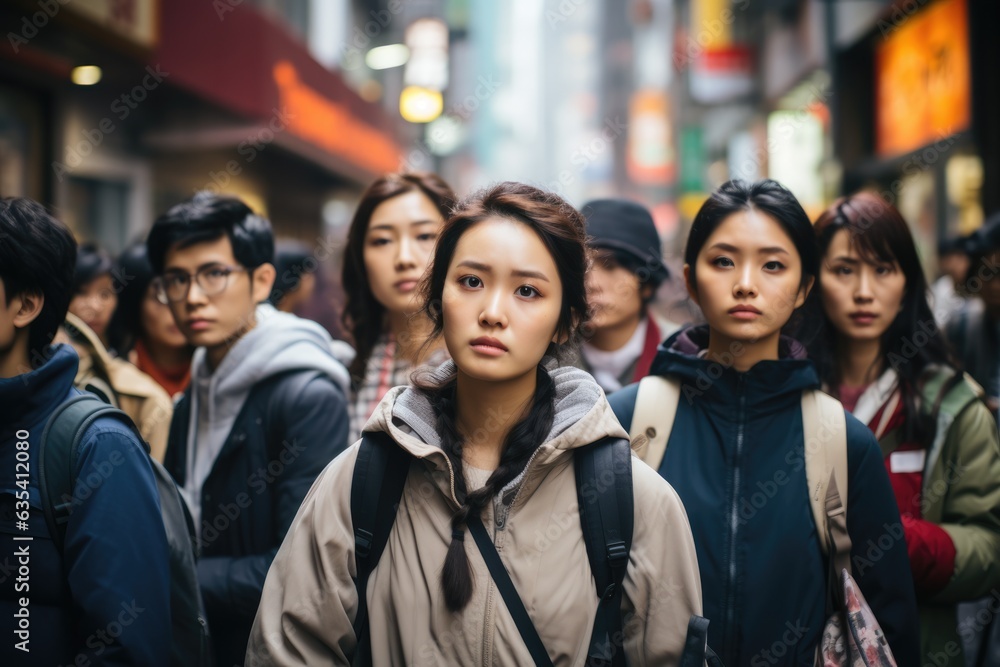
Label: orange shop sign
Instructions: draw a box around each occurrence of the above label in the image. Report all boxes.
[273,61,400,175]
[875,0,970,158]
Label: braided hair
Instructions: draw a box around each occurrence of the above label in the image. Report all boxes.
[413,182,589,612]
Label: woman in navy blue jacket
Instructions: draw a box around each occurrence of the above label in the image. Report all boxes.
[608,179,919,665]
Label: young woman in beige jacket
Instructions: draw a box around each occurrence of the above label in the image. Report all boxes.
[246,182,703,666]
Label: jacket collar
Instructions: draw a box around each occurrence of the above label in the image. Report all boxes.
[364,360,628,507]
[0,343,78,428]
[649,325,820,407]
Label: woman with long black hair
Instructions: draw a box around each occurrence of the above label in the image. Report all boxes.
[809,191,1000,665]
[341,172,455,442]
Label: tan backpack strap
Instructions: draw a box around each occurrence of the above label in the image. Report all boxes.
[628,375,680,471]
[801,390,848,556]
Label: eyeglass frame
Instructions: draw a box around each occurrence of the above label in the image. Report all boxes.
[156,264,249,303]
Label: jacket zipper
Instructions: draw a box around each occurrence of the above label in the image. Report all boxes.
[724,375,747,662]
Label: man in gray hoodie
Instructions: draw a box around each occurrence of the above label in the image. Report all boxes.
[147,192,351,667]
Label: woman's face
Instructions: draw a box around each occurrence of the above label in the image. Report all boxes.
[442,217,564,385]
[363,190,444,317]
[141,282,188,350]
[69,273,117,339]
[820,229,906,343]
[685,209,811,348]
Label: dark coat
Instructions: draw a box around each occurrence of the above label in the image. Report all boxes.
[0,344,171,666]
[164,368,348,667]
[608,326,921,666]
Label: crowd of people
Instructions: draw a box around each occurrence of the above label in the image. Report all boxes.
[1,172,999,666]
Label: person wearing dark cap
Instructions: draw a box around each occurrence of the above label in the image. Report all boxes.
[576,198,681,393]
[946,212,1000,418]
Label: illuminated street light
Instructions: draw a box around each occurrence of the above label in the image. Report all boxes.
[365,44,410,70]
[71,65,102,85]
[400,86,443,123]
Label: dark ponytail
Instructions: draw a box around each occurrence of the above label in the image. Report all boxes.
[416,365,557,612]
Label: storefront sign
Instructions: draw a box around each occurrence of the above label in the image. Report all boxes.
[273,62,400,175]
[875,0,970,157]
[627,90,675,185]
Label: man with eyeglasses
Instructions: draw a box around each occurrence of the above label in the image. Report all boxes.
[147,192,352,667]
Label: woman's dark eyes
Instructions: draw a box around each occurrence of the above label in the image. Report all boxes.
[518,286,540,298]
[459,276,482,288]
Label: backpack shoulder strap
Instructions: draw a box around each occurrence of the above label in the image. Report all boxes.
[350,430,411,666]
[800,389,848,556]
[628,375,680,471]
[38,393,138,552]
[575,437,634,667]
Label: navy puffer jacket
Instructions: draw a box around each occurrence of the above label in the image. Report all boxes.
[608,326,920,666]
[0,344,170,666]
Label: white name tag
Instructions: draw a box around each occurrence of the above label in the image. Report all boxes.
[890,449,926,474]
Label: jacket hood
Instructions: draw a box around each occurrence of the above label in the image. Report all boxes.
[649,325,819,406]
[0,343,77,428]
[191,303,351,397]
[183,304,352,503]
[364,358,627,504]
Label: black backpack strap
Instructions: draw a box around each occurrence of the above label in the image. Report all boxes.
[38,393,137,551]
[350,431,410,666]
[680,616,725,667]
[575,437,634,667]
[467,515,555,667]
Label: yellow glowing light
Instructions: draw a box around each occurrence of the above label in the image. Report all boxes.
[399,86,443,123]
[71,65,102,86]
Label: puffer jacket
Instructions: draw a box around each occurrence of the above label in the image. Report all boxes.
[0,344,171,666]
[246,362,703,666]
[608,326,920,666]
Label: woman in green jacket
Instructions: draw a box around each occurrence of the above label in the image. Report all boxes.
[808,191,1000,664]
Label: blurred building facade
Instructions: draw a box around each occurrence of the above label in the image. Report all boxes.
[0,0,403,252]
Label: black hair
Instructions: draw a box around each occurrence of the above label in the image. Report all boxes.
[0,197,77,366]
[413,182,589,612]
[270,239,317,306]
[810,191,957,446]
[685,179,818,292]
[147,191,274,275]
[106,243,156,355]
[342,172,457,385]
[74,243,114,292]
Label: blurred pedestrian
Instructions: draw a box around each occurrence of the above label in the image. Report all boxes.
[148,192,351,667]
[270,239,318,314]
[108,242,194,399]
[946,212,1000,418]
[575,198,681,393]
[69,242,118,347]
[0,197,171,666]
[809,192,1000,666]
[930,236,970,327]
[247,182,702,665]
[608,180,919,665]
[60,244,174,460]
[341,172,454,442]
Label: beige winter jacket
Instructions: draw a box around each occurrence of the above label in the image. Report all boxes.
[247,364,702,666]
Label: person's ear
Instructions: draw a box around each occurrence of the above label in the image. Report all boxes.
[252,263,277,304]
[12,291,44,329]
[640,283,655,302]
[794,275,815,309]
[683,264,699,306]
